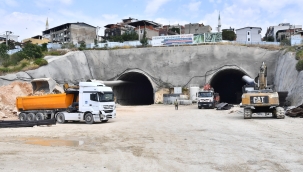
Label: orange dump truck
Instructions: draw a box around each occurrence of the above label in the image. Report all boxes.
[16,93,77,122]
[16,82,116,124]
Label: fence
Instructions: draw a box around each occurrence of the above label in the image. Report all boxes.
[7,48,22,55]
[231,41,280,46]
[47,43,62,49]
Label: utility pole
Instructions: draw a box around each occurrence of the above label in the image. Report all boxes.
[5,31,12,47]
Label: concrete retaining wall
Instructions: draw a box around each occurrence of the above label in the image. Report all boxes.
[274,51,303,106]
[1,45,298,104]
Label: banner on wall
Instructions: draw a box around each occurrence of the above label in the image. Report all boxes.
[193,34,205,44]
[152,34,193,46]
[152,33,222,46]
[205,32,222,42]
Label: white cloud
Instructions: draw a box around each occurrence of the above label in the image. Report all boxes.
[102,14,119,20]
[199,0,303,37]
[1,0,18,6]
[34,0,73,8]
[154,17,188,26]
[187,1,201,12]
[145,0,171,16]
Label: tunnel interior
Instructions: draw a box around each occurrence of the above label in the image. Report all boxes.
[210,69,247,104]
[113,72,154,105]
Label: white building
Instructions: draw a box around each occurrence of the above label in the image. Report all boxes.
[266,23,302,42]
[0,34,19,43]
[236,27,262,43]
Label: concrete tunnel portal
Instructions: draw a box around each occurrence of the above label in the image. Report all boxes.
[113,72,154,105]
[210,69,247,104]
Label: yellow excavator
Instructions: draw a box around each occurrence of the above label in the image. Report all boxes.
[241,62,285,119]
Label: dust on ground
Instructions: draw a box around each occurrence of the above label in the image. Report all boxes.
[1,105,303,171]
[0,82,32,119]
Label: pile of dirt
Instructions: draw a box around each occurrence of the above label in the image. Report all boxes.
[0,82,33,119]
[285,105,303,118]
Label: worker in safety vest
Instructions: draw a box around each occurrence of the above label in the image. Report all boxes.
[174,99,179,110]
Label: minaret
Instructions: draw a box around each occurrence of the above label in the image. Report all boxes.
[218,12,221,32]
[46,18,49,30]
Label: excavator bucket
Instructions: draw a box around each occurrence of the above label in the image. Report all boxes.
[31,78,57,93]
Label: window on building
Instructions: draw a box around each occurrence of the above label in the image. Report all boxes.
[248,38,250,41]
[141,30,143,34]
[248,32,250,35]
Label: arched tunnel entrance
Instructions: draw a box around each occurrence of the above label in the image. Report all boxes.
[210,69,247,104]
[113,72,154,105]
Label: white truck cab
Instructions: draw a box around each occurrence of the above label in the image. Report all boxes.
[197,89,220,109]
[59,82,116,124]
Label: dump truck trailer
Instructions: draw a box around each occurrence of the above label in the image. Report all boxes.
[16,82,116,124]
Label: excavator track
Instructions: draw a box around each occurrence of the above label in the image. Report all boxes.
[244,108,252,119]
[275,107,285,119]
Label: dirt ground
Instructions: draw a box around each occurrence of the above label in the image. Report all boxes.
[1,105,303,172]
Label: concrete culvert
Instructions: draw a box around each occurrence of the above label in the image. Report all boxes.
[113,72,154,105]
[210,69,247,104]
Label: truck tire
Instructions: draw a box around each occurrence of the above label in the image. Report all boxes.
[35,113,45,121]
[85,113,94,124]
[102,120,108,123]
[244,108,252,119]
[198,106,202,109]
[56,112,66,124]
[19,113,27,121]
[27,113,36,121]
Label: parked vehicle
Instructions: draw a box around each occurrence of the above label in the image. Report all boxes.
[197,84,220,109]
[16,82,116,124]
[241,62,285,119]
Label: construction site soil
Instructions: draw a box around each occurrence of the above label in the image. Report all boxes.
[1,105,303,171]
[0,82,32,119]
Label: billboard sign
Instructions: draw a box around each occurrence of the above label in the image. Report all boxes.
[152,34,193,46]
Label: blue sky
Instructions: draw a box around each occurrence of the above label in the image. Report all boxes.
[1,0,303,40]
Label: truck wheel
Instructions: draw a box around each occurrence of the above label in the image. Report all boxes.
[35,113,45,121]
[102,120,108,123]
[85,113,94,124]
[244,108,252,119]
[19,113,27,121]
[198,106,202,109]
[27,113,36,121]
[56,113,66,124]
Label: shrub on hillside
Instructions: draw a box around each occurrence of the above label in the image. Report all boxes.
[34,58,48,66]
[296,49,303,60]
[10,52,26,65]
[22,42,43,59]
[296,60,303,71]
[46,50,67,56]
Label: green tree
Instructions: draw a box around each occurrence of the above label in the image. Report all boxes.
[0,44,9,60]
[109,35,123,43]
[122,31,139,41]
[222,30,236,41]
[264,36,274,42]
[78,41,86,51]
[94,39,99,48]
[22,42,43,59]
[41,43,48,52]
[140,29,148,46]
[171,27,180,34]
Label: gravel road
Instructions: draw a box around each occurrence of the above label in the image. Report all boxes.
[1,104,303,172]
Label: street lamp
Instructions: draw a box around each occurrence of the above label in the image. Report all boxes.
[5,31,13,46]
[96,26,100,41]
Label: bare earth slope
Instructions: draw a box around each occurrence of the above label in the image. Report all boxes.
[0,82,32,119]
